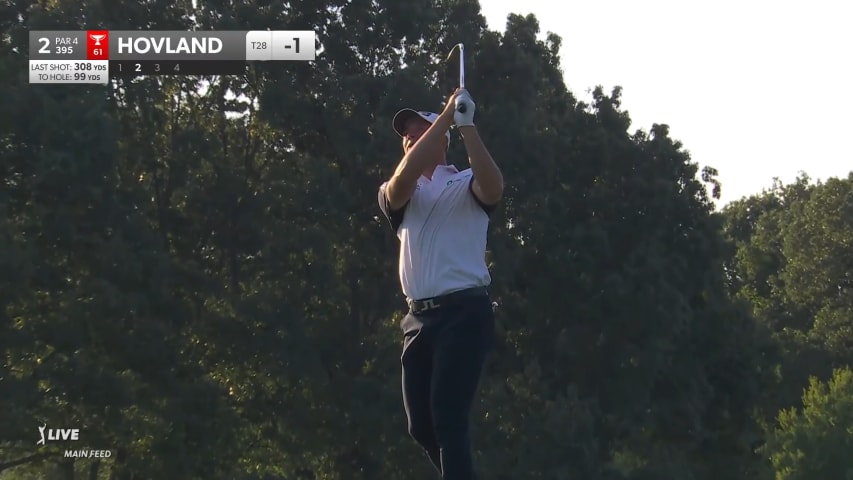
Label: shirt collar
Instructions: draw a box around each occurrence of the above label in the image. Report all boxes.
[423,164,458,182]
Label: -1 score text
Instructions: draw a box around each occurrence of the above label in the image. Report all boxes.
[249,38,302,53]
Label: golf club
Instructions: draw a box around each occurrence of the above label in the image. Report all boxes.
[446,43,467,113]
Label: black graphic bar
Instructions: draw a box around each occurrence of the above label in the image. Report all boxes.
[109,60,246,77]
[31,30,316,62]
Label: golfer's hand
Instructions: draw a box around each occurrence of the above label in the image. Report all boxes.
[453,89,476,127]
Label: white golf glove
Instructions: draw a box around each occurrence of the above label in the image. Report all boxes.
[453,89,476,127]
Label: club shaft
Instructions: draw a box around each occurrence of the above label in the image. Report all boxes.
[459,44,465,89]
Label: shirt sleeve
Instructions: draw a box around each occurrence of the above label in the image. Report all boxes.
[378,182,407,231]
[468,176,497,216]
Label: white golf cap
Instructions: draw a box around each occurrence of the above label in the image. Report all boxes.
[392,108,451,142]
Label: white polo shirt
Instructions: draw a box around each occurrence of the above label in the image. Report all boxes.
[379,165,494,300]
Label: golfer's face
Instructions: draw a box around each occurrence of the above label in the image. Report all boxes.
[402,117,430,152]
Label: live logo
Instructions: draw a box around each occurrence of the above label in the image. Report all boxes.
[87,30,108,60]
[48,429,79,441]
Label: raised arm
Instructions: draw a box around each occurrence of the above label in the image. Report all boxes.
[454,90,503,206]
[459,125,503,206]
[384,92,459,210]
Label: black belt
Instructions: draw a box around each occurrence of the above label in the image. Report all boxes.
[407,286,488,314]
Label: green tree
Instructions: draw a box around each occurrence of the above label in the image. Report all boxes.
[722,173,853,480]
[2,0,775,478]
[761,367,853,480]
[721,173,853,414]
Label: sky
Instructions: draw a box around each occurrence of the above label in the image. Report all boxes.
[477,0,852,208]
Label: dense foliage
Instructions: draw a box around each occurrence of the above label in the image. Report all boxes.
[1,1,851,478]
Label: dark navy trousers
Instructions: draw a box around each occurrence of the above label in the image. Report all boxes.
[400,293,495,480]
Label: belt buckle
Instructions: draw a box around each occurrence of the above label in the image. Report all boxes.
[413,298,439,313]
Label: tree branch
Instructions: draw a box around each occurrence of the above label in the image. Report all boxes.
[0,451,53,473]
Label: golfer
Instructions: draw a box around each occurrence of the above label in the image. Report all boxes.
[378,88,503,479]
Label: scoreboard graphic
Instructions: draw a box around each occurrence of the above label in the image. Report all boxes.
[28,30,315,84]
